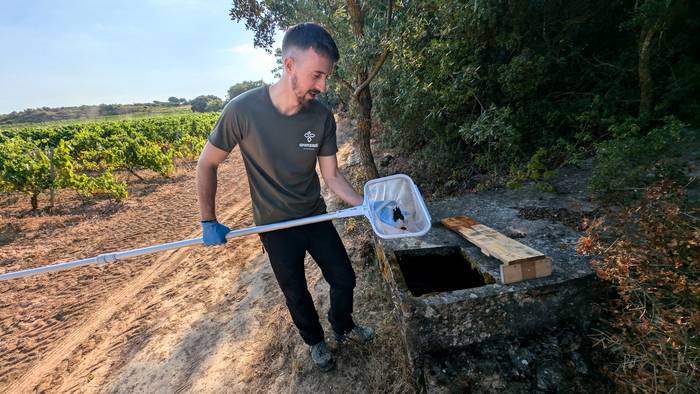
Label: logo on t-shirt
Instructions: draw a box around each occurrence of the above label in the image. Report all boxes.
[299,130,319,151]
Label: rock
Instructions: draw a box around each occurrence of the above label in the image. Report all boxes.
[570,352,590,375]
[510,348,535,372]
[478,373,506,391]
[379,154,394,167]
[346,150,360,166]
[536,363,564,391]
[557,329,581,352]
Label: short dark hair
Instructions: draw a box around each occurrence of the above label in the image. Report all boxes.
[282,23,339,62]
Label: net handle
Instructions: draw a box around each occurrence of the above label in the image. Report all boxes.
[0,174,432,281]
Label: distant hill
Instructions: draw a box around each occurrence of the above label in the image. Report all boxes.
[0,102,191,126]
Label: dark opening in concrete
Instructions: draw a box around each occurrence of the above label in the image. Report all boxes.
[395,246,492,297]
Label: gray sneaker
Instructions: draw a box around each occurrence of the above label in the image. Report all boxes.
[309,340,335,372]
[334,324,375,344]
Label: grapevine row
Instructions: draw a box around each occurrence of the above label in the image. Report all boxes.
[0,113,218,209]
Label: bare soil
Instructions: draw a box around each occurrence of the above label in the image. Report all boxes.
[0,117,413,393]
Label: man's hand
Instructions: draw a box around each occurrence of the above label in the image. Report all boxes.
[201,220,231,246]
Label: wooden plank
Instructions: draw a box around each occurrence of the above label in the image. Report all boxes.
[500,258,552,284]
[441,216,546,266]
[442,215,553,284]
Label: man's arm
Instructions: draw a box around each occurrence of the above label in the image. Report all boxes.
[318,154,364,207]
[196,141,230,221]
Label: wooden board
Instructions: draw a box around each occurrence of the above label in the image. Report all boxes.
[442,216,547,266]
[441,216,552,284]
[499,258,552,284]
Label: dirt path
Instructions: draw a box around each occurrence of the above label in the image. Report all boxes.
[0,152,257,392]
[1,118,414,393]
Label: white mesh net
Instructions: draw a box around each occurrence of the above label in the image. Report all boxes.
[364,174,431,239]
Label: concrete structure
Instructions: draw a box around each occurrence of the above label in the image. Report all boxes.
[373,188,599,372]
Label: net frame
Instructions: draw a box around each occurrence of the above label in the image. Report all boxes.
[363,174,432,239]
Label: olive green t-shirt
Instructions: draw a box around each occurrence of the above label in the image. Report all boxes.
[208,85,338,225]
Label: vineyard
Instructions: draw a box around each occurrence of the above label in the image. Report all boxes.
[0,113,218,209]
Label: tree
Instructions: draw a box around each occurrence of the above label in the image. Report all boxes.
[226,80,266,102]
[168,96,180,104]
[625,0,689,120]
[229,0,397,180]
[190,95,224,112]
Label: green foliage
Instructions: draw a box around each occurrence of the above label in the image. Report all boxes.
[226,80,266,102]
[507,139,583,192]
[1,113,217,209]
[0,137,128,209]
[403,140,473,197]
[372,0,700,190]
[0,137,52,200]
[52,140,128,199]
[458,105,520,173]
[507,148,556,193]
[190,95,224,112]
[591,116,693,202]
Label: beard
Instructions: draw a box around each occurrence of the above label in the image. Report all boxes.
[291,74,320,108]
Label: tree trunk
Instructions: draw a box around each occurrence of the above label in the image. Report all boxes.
[347,0,380,181]
[638,28,655,120]
[354,69,379,181]
[127,167,144,181]
[31,193,38,210]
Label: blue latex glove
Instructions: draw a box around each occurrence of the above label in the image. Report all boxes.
[201,220,230,246]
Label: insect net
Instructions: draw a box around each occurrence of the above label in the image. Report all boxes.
[363,174,431,239]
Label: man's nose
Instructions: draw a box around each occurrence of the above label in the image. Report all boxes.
[316,77,327,92]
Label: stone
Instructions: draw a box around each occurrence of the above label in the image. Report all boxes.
[379,154,394,167]
[536,363,565,391]
[570,352,590,375]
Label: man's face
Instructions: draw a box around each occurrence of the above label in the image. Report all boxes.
[288,47,334,108]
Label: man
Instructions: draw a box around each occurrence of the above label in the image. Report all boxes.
[196,22,374,372]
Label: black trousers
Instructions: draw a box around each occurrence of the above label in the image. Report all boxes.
[259,220,356,345]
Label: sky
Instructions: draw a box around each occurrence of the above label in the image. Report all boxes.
[0,0,284,114]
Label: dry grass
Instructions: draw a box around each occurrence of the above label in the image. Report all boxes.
[578,180,700,392]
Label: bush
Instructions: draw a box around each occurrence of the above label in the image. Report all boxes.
[190,95,224,112]
[590,117,692,203]
[226,80,265,102]
[459,105,521,174]
[404,140,474,197]
[577,180,700,391]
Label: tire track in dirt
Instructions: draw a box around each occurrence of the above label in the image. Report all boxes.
[0,173,209,391]
[0,154,252,393]
[53,200,260,393]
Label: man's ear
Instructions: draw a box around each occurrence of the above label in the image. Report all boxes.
[283,56,294,75]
